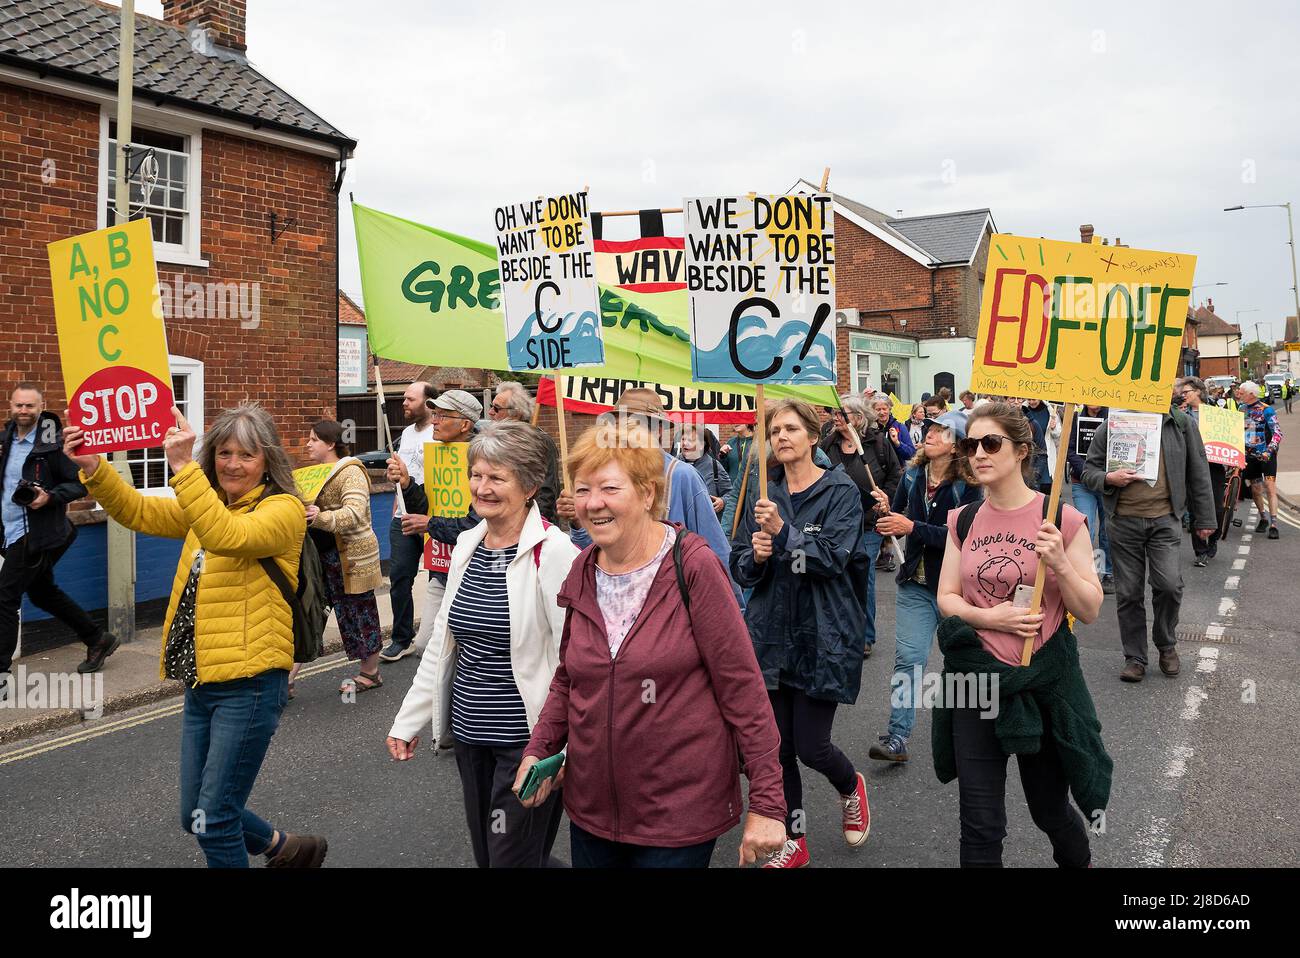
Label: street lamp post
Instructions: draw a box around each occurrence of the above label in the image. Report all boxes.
[1224,203,1300,341]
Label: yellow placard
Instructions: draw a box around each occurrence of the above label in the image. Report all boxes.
[1198,406,1245,469]
[890,393,914,426]
[293,464,336,502]
[47,219,173,454]
[971,235,1197,413]
[423,441,471,517]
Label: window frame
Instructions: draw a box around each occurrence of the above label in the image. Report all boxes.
[127,355,205,497]
[98,108,208,268]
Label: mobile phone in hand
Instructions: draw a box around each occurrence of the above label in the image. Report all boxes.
[1013,584,1034,609]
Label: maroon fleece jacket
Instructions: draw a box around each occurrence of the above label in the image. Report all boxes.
[524,524,786,847]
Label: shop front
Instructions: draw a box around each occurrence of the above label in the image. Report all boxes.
[848,332,918,398]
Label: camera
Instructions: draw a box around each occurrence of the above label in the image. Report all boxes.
[11,478,43,507]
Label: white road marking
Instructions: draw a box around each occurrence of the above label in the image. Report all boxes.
[1238,545,1251,555]
[1215,596,1235,616]
[1181,686,1209,721]
[1242,534,1254,543]
[1233,558,1247,570]
[1136,816,1173,866]
[1207,623,1226,638]
[1165,744,1195,778]
[1197,647,1220,673]
[1225,576,1240,590]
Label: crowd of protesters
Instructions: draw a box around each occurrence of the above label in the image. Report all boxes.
[2,363,1288,869]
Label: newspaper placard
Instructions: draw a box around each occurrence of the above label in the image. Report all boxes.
[1075,416,1106,457]
[1106,411,1163,485]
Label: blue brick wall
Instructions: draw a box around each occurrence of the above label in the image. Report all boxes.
[22,490,398,621]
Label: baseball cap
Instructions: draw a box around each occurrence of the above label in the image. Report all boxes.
[923,411,968,441]
[429,389,483,420]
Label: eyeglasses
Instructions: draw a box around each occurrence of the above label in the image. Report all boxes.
[958,434,1020,457]
[431,412,467,423]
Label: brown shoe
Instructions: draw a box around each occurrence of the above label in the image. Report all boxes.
[1158,647,1181,676]
[1120,661,1146,682]
[266,833,328,868]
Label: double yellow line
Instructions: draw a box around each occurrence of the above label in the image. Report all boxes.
[0,654,352,767]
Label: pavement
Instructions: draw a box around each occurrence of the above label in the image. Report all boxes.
[0,573,429,745]
[1270,401,1300,510]
[1,512,1296,867]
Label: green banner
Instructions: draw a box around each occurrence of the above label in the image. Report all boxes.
[353,203,838,406]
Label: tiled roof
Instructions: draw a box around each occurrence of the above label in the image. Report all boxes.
[886,209,993,265]
[789,177,992,267]
[0,0,355,149]
[339,289,365,326]
[1194,308,1241,337]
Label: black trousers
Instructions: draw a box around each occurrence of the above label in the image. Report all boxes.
[0,530,100,674]
[1192,463,1227,558]
[951,704,1091,868]
[769,684,856,838]
[452,740,564,868]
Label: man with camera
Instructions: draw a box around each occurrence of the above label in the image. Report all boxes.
[1,384,117,699]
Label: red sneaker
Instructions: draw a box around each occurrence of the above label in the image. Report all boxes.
[842,772,870,847]
[762,836,810,868]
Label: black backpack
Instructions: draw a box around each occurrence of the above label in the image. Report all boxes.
[953,493,1065,547]
[253,491,329,664]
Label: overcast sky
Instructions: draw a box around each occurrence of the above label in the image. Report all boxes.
[134,0,1300,343]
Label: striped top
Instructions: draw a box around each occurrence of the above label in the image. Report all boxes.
[448,542,529,746]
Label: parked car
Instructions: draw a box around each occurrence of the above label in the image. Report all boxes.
[1263,373,1290,403]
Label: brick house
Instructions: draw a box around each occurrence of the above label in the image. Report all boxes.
[790,177,996,401]
[1194,302,1243,379]
[0,0,354,635]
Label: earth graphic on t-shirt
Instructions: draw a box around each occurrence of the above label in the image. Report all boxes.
[976,555,1023,600]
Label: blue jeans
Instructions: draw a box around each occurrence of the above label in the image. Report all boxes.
[388,517,425,647]
[863,530,883,648]
[570,822,717,868]
[1070,483,1112,575]
[888,581,941,741]
[180,669,289,868]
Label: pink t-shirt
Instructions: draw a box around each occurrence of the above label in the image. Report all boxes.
[946,494,1086,666]
[596,525,676,659]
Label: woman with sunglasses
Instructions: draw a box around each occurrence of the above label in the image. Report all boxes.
[868,411,979,763]
[934,402,1106,867]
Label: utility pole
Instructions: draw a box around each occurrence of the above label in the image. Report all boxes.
[107,0,137,641]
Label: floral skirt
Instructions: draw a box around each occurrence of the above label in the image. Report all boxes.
[320,548,383,662]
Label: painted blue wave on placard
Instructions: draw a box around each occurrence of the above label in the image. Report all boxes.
[693,313,836,385]
[506,309,605,370]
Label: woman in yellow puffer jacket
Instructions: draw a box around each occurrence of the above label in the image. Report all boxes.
[65,403,327,868]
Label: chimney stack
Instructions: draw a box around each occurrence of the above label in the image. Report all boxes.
[162,0,247,53]
[1079,224,1095,244]
[1207,297,1214,313]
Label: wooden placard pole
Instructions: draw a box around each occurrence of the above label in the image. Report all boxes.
[842,404,904,559]
[755,384,768,499]
[731,436,757,541]
[374,358,405,514]
[599,207,684,217]
[554,372,572,495]
[1021,401,1077,666]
